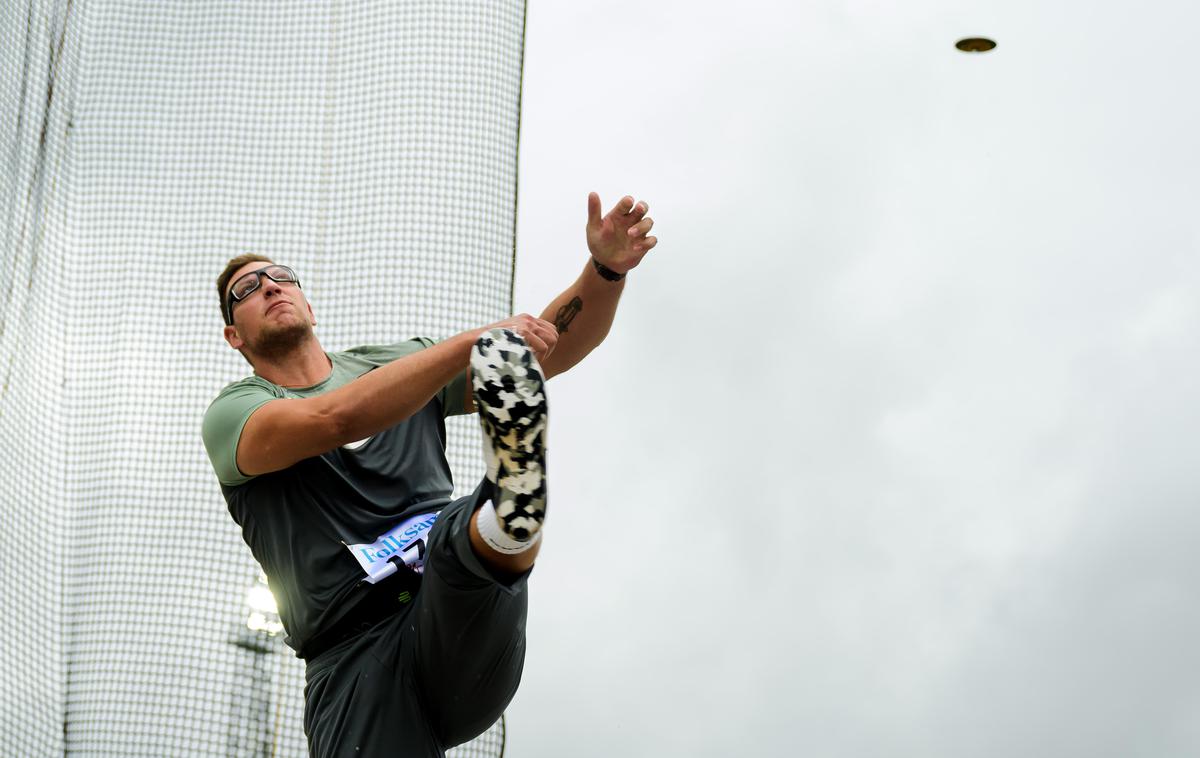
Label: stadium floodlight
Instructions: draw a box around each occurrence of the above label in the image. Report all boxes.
[244,573,284,636]
[246,581,278,614]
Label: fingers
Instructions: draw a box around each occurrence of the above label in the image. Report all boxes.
[635,235,658,253]
[628,201,648,223]
[587,192,602,228]
[527,332,555,363]
[499,314,558,362]
[607,195,635,222]
[530,318,557,363]
[529,317,558,352]
[626,216,654,238]
[522,331,548,357]
[607,197,649,232]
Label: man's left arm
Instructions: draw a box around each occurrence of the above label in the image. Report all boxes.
[459,192,657,412]
[538,192,657,379]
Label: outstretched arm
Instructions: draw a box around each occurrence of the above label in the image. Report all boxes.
[233,314,557,477]
[538,192,658,379]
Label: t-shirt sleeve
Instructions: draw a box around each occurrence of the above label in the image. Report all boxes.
[421,337,470,418]
[345,338,471,418]
[201,381,278,487]
[440,366,469,418]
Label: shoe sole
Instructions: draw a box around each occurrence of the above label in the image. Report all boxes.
[471,328,547,542]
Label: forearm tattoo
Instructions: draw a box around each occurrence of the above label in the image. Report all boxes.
[554,296,583,334]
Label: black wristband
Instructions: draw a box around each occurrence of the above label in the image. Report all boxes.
[592,257,626,282]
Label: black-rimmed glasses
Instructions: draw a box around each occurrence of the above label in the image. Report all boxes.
[224,264,301,324]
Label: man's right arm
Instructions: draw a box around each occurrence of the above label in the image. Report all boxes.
[234,316,558,478]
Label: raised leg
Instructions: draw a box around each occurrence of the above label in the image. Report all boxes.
[468,328,549,575]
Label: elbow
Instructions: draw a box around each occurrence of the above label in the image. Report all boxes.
[314,396,354,445]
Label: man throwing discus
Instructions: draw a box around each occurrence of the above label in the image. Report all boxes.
[201,193,657,757]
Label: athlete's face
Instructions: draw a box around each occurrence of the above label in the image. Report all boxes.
[222,260,316,360]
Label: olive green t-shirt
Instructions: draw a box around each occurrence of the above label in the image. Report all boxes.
[201,338,470,654]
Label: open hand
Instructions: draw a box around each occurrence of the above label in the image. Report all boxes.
[586,193,658,275]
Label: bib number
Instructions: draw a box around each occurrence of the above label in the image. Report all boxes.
[346,511,439,584]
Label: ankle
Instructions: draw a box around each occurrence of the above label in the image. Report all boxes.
[474,499,542,554]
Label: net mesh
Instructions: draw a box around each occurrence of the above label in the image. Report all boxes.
[1,1,525,755]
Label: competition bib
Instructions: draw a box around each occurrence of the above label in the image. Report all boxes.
[345,511,439,584]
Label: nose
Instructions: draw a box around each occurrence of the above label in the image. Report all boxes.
[260,275,283,297]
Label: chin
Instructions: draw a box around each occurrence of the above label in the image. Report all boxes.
[250,322,313,360]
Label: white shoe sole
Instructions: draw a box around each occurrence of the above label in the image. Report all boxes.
[471,328,548,542]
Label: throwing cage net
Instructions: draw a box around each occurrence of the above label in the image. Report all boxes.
[1,1,525,755]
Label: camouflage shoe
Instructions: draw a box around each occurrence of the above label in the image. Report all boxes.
[471,328,548,543]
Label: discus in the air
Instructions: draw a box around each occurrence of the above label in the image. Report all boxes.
[956,37,997,53]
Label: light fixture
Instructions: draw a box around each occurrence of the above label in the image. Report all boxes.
[244,573,283,636]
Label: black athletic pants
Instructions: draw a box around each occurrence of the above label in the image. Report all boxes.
[303,480,529,757]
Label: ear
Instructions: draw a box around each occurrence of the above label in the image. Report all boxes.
[223,324,245,350]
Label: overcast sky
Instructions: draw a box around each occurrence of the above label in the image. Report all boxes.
[4,0,1195,755]
[506,1,1200,756]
